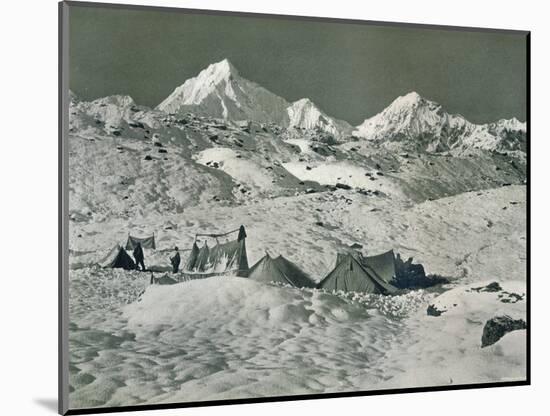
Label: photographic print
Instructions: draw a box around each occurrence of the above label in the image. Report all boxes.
[59,1,529,414]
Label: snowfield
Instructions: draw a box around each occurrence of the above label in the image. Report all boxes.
[68,185,527,408]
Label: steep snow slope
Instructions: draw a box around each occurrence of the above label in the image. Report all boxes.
[157,59,290,125]
[354,92,526,152]
[286,98,352,138]
[68,133,234,222]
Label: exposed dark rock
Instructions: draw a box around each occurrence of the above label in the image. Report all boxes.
[158,149,167,154]
[144,155,153,161]
[394,254,447,289]
[498,291,525,303]
[427,304,445,316]
[129,121,145,129]
[153,142,163,147]
[470,282,502,293]
[335,183,352,190]
[481,316,527,347]
[350,243,363,249]
[311,146,331,156]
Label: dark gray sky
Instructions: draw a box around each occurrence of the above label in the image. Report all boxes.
[69,4,527,125]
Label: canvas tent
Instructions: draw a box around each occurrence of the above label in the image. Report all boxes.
[126,234,156,250]
[184,225,249,277]
[247,254,316,288]
[362,250,397,284]
[98,244,135,270]
[318,253,397,295]
[185,242,200,271]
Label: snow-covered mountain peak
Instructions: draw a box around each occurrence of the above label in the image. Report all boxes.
[353,92,447,143]
[158,59,239,110]
[392,91,423,107]
[287,98,351,137]
[156,59,290,124]
[94,94,136,108]
[201,58,239,83]
[293,97,314,106]
[493,117,526,132]
[353,92,526,152]
[384,91,439,115]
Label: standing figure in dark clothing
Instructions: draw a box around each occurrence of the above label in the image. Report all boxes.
[133,242,146,271]
[170,246,181,274]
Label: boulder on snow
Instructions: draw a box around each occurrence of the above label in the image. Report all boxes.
[335,183,352,190]
[128,121,145,129]
[427,304,445,316]
[470,282,502,293]
[481,316,527,347]
[311,146,331,156]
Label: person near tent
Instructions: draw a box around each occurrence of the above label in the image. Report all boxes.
[133,242,146,271]
[170,246,181,273]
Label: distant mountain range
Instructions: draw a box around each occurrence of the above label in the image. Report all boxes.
[76,58,525,152]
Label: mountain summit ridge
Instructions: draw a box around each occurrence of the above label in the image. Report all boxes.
[354,91,526,152]
[157,59,290,124]
[155,61,525,151]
